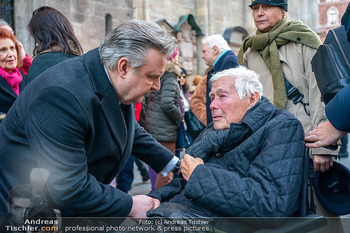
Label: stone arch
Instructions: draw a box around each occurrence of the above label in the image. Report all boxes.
[173,14,203,76]
[223,26,249,54]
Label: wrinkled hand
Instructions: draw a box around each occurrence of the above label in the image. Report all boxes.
[180,154,204,181]
[129,195,155,220]
[313,154,333,172]
[305,121,346,148]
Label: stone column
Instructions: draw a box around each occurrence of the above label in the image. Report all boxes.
[14,0,42,57]
[194,0,208,75]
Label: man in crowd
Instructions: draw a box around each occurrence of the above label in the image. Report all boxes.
[0,19,178,218]
[190,34,238,126]
[147,67,305,219]
[0,185,35,232]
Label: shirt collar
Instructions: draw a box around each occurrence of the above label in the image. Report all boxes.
[104,64,112,83]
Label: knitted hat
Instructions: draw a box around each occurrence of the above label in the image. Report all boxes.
[167,47,178,60]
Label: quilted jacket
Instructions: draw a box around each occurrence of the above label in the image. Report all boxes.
[148,97,305,217]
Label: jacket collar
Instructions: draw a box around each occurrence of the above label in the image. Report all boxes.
[212,50,235,73]
[83,48,133,157]
[240,96,277,133]
[83,48,111,97]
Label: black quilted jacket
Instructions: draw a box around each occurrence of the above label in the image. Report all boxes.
[148,97,305,217]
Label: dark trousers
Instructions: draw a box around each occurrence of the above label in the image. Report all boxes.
[135,157,148,178]
[117,155,135,193]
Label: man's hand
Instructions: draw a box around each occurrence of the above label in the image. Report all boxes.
[305,121,346,148]
[180,154,204,181]
[313,154,333,172]
[128,195,155,219]
[152,197,160,209]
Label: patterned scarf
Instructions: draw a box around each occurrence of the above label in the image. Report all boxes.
[186,122,251,162]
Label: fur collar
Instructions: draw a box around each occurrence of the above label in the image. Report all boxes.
[164,62,182,77]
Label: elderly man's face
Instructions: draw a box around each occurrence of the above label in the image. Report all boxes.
[201,42,217,66]
[109,48,166,105]
[210,76,251,130]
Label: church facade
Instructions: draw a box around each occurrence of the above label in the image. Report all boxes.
[8,0,320,76]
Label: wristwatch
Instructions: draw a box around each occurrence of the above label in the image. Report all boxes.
[172,159,181,174]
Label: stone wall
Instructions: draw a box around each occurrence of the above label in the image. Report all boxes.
[14,0,133,56]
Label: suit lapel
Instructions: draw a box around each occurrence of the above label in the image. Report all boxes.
[83,48,139,182]
[100,86,127,152]
[83,48,127,152]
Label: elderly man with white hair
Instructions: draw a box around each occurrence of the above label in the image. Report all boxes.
[191,34,238,126]
[146,66,305,218]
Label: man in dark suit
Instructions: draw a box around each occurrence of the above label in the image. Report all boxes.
[201,34,238,125]
[0,19,178,218]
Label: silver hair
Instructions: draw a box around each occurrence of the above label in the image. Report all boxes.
[210,66,263,99]
[99,19,176,71]
[201,34,231,53]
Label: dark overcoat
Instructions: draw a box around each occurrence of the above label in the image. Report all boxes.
[0,71,26,114]
[26,52,77,84]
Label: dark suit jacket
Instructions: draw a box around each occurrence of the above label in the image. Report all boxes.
[206,50,238,125]
[0,48,174,217]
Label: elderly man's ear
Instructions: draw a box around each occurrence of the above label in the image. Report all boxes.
[249,92,260,108]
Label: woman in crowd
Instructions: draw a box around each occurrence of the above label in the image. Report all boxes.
[141,48,182,190]
[26,6,83,84]
[238,0,342,231]
[0,19,32,75]
[176,67,192,158]
[0,28,26,118]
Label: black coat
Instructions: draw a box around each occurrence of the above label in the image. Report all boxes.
[0,71,26,114]
[206,50,238,125]
[0,48,174,217]
[149,97,305,217]
[26,52,78,84]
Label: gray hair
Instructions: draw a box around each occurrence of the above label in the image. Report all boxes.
[201,34,231,53]
[99,19,176,71]
[210,66,263,99]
